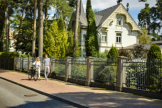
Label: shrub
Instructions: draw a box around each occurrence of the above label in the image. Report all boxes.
[107,46,119,60]
[21,54,31,58]
[98,50,108,58]
[147,44,161,59]
[0,52,20,59]
[146,44,162,92]
[132,44,145,59]
[118,47,132,60]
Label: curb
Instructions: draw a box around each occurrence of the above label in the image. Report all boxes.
[0,76,89,108]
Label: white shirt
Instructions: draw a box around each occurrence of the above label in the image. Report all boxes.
[33,61,41,69]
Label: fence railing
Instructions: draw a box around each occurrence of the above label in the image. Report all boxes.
[70,58,87,80]
[0,56,162,94]
[0,58,14,70]
[123,59,162,93]
[92,59,117,85]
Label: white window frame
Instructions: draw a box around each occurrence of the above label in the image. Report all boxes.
[117,17,122,25]
[116,33,121,43]
[82,49,86,57]
[82,30,87,42]
[101,32,107,42]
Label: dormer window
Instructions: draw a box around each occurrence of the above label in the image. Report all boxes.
[117,17,121,25]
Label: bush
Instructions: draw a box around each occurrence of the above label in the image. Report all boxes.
[118,47,132,60]
[146,44,162,92]
[21,54,31,58]
[147,44,161,59]
[107,46,119,60]
[0,52,20,59]
[98,50,108,58]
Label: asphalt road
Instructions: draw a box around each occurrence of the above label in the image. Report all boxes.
[0,78,76,108]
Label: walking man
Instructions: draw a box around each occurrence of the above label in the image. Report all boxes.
[43,54,51,80]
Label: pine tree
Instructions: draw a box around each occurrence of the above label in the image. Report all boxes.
[43,21,55,57]
[85,0,99,57]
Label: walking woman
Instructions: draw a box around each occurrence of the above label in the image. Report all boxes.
[32,57,41,80]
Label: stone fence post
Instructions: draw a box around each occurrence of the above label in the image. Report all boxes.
[86,56,94,86]
[20,57,23,72]
[65,56,72,81]
[116,56,127,92]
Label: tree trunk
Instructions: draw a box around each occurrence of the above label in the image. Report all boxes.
[38,0,43,57]
[74,0,80,57]
[32,0,37,57]
[19,2,28,30]
[45,0,48,35]
[6,6,9,52]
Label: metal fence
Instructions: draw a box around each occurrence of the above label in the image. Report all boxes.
[16,58,21,70]
[22,58,29,71]
[53,58,66,77]
[0,58,14,70]
[123,59,162,93]
[70,58,87,80]
[92,58,117,85]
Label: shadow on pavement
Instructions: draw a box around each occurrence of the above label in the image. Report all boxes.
[9,98,76,108]
[52,92,162,108]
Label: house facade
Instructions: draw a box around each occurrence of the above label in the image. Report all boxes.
[68,1,142,57]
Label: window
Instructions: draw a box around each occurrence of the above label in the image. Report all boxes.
[82,30,87,41]
[116,33,121,43]
[102,32,107,42]
[83,34,87,41]
[117,17,121,25]
[83,49,86,57]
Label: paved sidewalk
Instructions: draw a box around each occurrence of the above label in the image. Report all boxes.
[0,69,162,108]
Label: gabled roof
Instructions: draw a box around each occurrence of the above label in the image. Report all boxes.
[95,4,120,27]
[79,4,120,28]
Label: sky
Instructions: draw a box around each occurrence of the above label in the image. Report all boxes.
[48,0,157,24]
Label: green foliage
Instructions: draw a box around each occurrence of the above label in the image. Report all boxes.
[0,51,20,59]
[146,44,162,92]
[57,17,65,31]
[139,26,151,44]
[21,54,31,58]
[98,50,108,58]
[52,0,73,25]
[132,44,145,59]
[85,0,99,57]
[71,64,86,80]
[138,3,151,32]
[107,46,119,60]
[66,24,81,58]
[147,44,161,59]
[44,19,69,58]
[118,48,132,60]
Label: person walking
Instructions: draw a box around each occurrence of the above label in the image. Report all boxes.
[32,57,41,80]
[43,54,51,80]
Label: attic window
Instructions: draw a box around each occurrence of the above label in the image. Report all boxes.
[117,17,121,25]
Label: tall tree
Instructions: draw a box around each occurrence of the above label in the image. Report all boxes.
[73,0,80,58]
[53,0,73,25]
[32,0,37,57]
[86,0,99,57]
[44,0,48,35]
[138,3,151,34]
[44,19,69,58]
[6,6,9,52]
[38,0,43,57]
